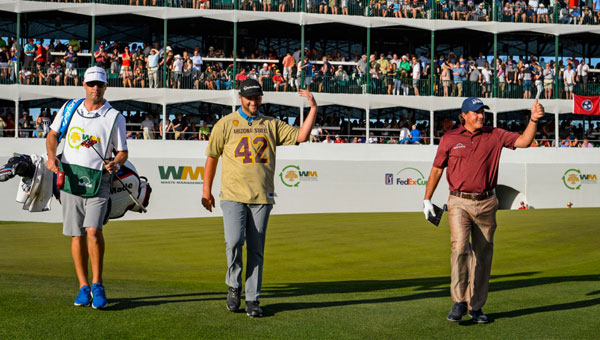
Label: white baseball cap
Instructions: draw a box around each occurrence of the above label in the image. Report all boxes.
[83,66,107,84]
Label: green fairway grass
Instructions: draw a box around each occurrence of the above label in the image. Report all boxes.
[1,209,599,339]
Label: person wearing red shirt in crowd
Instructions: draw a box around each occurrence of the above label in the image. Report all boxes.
[34,40,46,66]
[272,70,285,92]
[121,46,133,88]
[235,68,248,88]
[423,97,544,324]
[518,201,527,210]
[334,135,345,143]
[94,45,108,69]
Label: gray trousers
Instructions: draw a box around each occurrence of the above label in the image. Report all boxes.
[221,200,273,301]
[148,68,158,88]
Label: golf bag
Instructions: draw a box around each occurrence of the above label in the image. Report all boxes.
[1,154,152,220]
[107,161,152,219]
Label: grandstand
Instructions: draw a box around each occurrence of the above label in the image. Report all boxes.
[0,0,599,145]
[1,0,600,219]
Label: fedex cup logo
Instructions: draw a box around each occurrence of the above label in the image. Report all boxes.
[582,100,593,111]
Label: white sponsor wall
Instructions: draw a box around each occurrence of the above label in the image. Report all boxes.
[1,139,599,222]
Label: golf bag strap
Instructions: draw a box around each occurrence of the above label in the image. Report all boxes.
[57,98,85,143]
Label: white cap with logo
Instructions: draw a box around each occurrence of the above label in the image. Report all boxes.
[84,66,107,84]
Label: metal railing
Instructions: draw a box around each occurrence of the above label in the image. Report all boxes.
[22,0,600,24]
[7,64,600,99]
[5,124,600,149]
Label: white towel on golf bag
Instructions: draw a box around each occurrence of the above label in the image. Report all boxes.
[13,154,151,218]
[16,154,54,212]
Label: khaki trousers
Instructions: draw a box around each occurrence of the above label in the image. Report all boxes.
[447,194,498,311]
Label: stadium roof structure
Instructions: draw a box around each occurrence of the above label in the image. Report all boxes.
[0,85,576,114]
[2,1,600,36]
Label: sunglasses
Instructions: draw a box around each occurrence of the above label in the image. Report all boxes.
[86,81,106,88]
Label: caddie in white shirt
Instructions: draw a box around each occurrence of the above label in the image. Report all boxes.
[45,66,128,310]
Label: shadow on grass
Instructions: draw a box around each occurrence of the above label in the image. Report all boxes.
[262,272,540,298]
[484,297,600,322]
[102,272,600,317]
[259,273,600,319]
[108,292,223,311]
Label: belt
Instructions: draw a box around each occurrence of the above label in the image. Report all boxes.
[450,189,495,201]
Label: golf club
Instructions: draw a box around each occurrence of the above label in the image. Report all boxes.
[80,138,147,213]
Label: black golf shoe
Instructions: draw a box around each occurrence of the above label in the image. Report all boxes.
[469,309,488,323]
[226,287,241,312]
[447,302,468,322]
[245,300,262,318]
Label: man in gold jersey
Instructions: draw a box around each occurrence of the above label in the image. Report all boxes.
[202,79,317,317]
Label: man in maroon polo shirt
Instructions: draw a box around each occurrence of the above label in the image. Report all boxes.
[423,96,544,324]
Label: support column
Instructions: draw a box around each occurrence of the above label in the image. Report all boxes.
[430,30,435,96]
[493,33,498,98]
[493,111,497,127]
[233,21,237,86]
[15,101,19,138]
[429,110,434,145]
[162,103,167,141]
[554,112,559,147]
[366,27,371,94]
[163,19,167,89]
[365,107,370,142]
[554,35,559,99]
[91,15,95,66]
[16,12,20,80]
[299,105,305,126]
[300,25,305,89]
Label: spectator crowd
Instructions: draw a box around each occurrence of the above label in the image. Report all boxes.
[3,34,598,101]
[1,104,599,148]
[1,34,599,147]
[104,0,600,25]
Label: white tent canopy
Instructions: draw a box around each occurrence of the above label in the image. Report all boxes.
[1,0,600,35]
[0,84,576,113]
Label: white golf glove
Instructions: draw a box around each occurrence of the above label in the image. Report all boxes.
[423,199,435,220]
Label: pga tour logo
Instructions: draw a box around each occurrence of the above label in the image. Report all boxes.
[385,173,393,185]
[582,100,594,111]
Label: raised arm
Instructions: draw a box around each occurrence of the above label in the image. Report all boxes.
[514,99,545,148]
[296,89,318,143]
